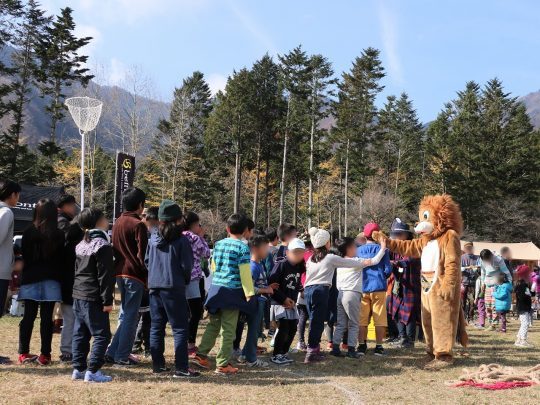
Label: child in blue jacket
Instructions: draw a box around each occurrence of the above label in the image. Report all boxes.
[145,200,199,378]
[492,272,512,333]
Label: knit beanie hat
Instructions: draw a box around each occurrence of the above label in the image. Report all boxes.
[158,199,182,221]
[308,227,330,249]
[516,264,531,279]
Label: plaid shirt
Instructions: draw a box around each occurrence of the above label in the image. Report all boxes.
[388,254,421,325]
[211,238,250,289]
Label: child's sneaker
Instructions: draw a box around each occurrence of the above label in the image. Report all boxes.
[18,353,38,364]
[330,347,343,357]
[59,353,72,363]
[231,348,242,358]
[296,342,307,352]
[174,368,201,378]
[357,343,367,356]
[340,343,348,351]
[271,354,290,365]
[84,370,113,383]
[152,365,171,374]
[282,354,294,363]
[114,357,138,367]
[374,345,385,356]
[237,355,247,364]
[346,349,361,359]
[247,359,269,368]
[37,354,51,366]
[215,363,238,375]
[104,355,115,364]
[190,355,210,369]
[71,369,85,381]
[304,348,324,364]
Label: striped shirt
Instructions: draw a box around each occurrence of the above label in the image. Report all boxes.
[211,238,251,289]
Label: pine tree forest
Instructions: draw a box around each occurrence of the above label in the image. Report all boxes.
[1,1,539,243]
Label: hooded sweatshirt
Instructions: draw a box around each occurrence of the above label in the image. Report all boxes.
[356,242,392,293]
[145,229,193,290]
[493,282,513,312]
[73,230,115,306]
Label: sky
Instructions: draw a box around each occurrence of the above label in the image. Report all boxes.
[41,0,540,122]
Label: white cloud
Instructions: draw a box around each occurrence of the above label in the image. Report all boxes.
[74,24,101,60]
[108,58,128,85]
[206,73,227,95]
[377,1,405,85]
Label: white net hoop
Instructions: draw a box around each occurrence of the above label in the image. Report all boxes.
[65,96,103,133]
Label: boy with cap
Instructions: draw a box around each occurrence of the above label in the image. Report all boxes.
[357,222,392,356]
[192,213,255,375]
[268,238,306,365]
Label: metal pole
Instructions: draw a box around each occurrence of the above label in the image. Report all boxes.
[80,130,85,209]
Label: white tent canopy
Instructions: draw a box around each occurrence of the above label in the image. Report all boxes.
[460,241,540,261]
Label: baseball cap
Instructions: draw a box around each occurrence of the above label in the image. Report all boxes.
[363,222,380,239]
[288,238,306,251]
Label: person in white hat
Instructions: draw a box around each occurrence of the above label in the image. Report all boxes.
[302,228,386,363]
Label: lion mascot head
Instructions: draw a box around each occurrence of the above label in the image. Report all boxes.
[414,194,463,239]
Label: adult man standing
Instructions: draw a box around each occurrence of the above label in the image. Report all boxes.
[58,194,84,362]
[357,222,392,356]
[106,187,148,366]
[0,179,21,364]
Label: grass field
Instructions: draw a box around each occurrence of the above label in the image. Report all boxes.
[0,311,539,405]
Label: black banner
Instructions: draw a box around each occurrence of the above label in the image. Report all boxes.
[113,152,136,220]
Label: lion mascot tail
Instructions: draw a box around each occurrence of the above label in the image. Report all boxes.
[456,307,469,347]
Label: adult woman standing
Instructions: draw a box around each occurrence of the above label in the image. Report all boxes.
[18,199,65,365]
[182,211,211,356]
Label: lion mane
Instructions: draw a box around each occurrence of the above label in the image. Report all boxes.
[419,194,463,239]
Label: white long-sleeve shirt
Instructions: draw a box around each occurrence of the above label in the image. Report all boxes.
[305,249,386,288]
[336,258,363,292]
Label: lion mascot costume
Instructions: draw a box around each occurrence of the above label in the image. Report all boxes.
[373,194,468,370]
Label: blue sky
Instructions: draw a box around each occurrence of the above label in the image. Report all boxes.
[42,0,540,122]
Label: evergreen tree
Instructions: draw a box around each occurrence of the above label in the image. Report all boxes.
[249,54,282,225]
[37,7,93,143]
[306,54,335,227]
[2,0,51,176]
[333,48,385,235]
[205,68,256,213]
[277,46,311,224]
[377,92,424,212]
[0,0,23,119]
[151,71,212,206]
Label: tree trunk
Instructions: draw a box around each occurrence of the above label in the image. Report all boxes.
[308,113,315,228]
[293,180,299,227]
[234,149,241,214]
[279,98,291,224]
[252,137,262,224]
[263,156,270,227]
[344,138,350,236]
[316,174,321,227]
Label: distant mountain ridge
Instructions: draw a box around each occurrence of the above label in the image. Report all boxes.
[520,90,540,129]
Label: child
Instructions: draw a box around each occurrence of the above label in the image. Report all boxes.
[295,236,313,352]
[514,265,534,347]
[304,227,386,363]
[479,249,512,328]
[332,237,364,358]
[239,235,275,367]
[492,272,512,333]
[192,213,255,375]
[275,223,298,261]
[132,206,158,357]
[268,238,306,365]
[474,269,486,328]
[146,200,200,378]
[71,208,115,383]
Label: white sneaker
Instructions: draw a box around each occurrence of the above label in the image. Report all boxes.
[71,369,85,381]
[84,370,113,383]
[247,359,269,368]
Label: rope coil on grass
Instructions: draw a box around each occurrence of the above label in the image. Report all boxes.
[447,363,540,390]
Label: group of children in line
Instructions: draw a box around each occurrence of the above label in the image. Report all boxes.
[0,178,537,384]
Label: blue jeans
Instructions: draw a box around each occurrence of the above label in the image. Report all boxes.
[106,277,144,361]
[150,288,189,371]
[304,285,329,349]
[242,299,264,363]
[72,299,111,373]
